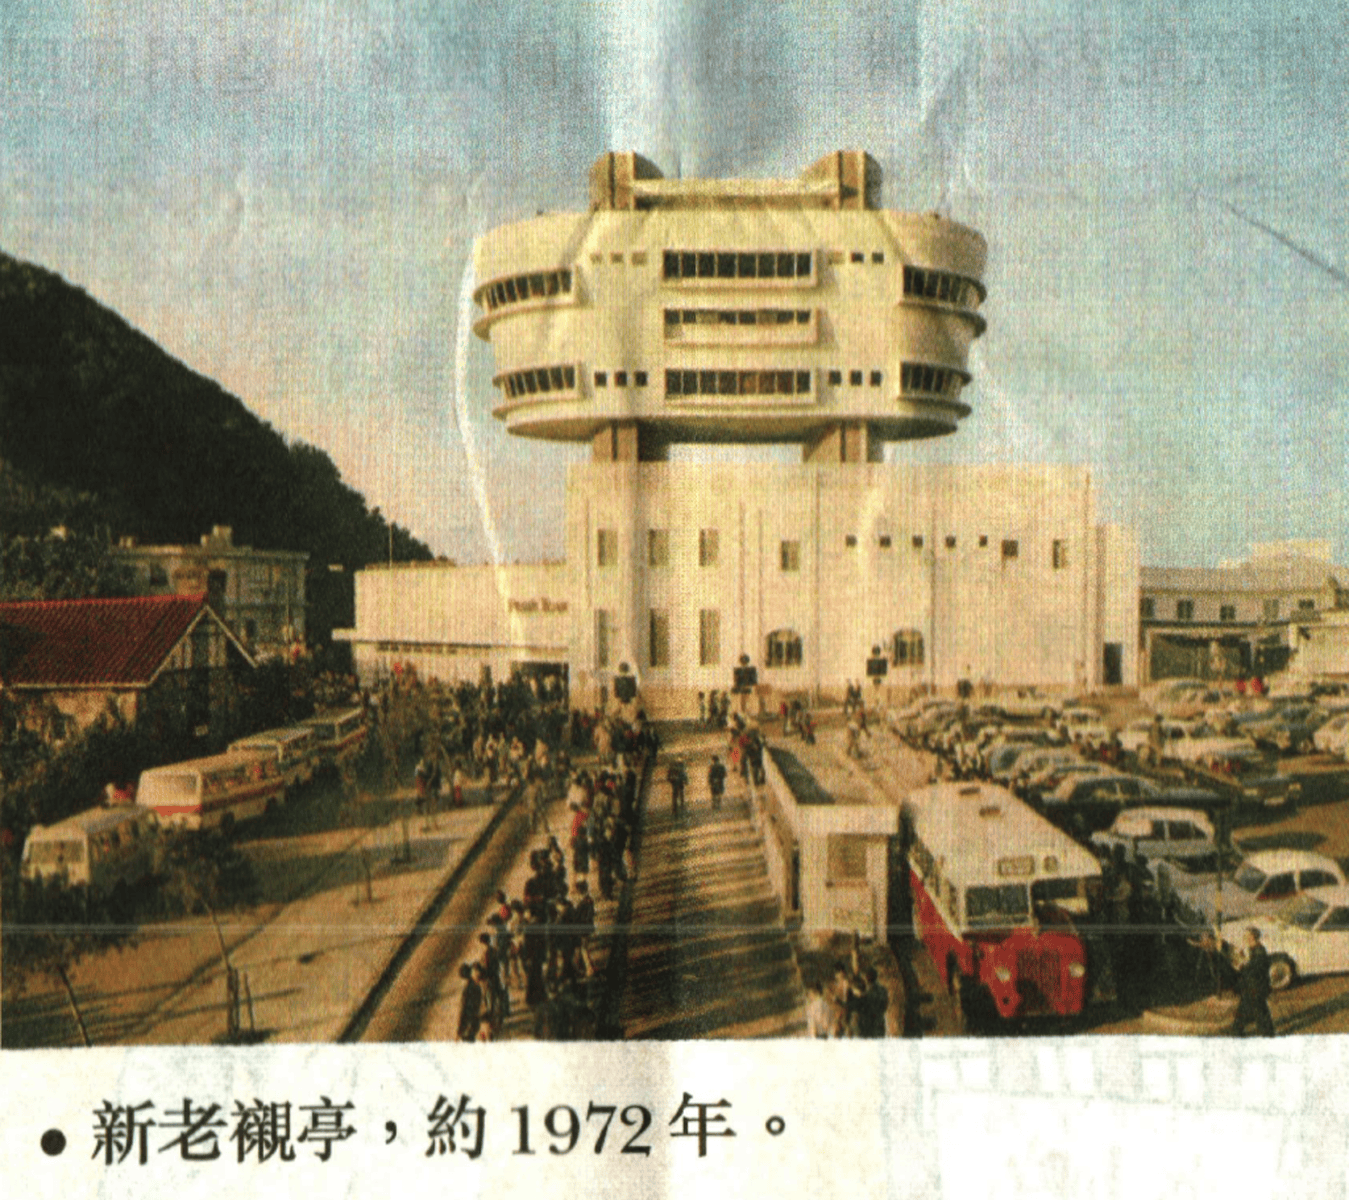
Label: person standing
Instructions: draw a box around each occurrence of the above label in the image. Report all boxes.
[456,963,483,1042]
[1232,927,1276,1037]
[707,755,727,810]
[667,757,688,817]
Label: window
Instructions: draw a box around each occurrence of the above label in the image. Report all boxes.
[878,535,892,549]
[597,529,618,568]
[828,370,842,386]
[1220,604,1236,622]
[1141,598,1156,620]
[634,371,648,386]
[1001,539,1019,559]
[893,630,925,667]
[850,251,865,263]
[500,364,577,399]
[1299,598,1316,611]
[1260,872,1297,901]
[595,610,614,669]
[869,371,882,386]
[648,529,669,568]
[978,534,988,548]
[912,535,924,549]
[900,362,954,395]
[664,307,812,327]
[648,610,670,668]
[1320,906,1349,932]
[662,249,812,280]
[1176,599,1194,620]
[594,371,608,387]
[480,267,573,311]
[903,265,975,307]
[1301,869,1341,890]
[614,370,628,386]
[827,835,868,881]
[699,528,720,567]
[1263,599,1280,620]
[845,534,857,548]
[630,251,647,266]
[872,251,885,264]
[849,370,863,386]
[1052,539,1067,569]
[664,368,812,398]
[766,629,803,667]
[699,609,721,666]
[148,564,169,587]
[780,540,801,572]
[945,535,957,549]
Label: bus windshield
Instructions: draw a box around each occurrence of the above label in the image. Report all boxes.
[966,883,1030,928]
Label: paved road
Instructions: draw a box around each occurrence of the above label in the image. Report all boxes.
[616,731,806,1039]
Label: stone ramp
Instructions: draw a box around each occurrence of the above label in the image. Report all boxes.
[617,794,806,1040]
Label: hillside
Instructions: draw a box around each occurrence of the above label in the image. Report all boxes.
[0,251,431,638]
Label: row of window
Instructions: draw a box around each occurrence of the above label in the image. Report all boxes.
[599,528,1066,570]
[664,369,812,398]
[1144,597,1317,622]
[902,266,979,308]
[899,362,959,397]
[663,250,815,281]
[593,370,649,388]
[500,364,577,400]
[481,269,573,312]
[664,308,812,326]
[595,611,925,673]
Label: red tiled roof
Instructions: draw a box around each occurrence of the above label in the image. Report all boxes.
[0,593,211,687]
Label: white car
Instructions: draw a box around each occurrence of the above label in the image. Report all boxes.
[1059,706,1110,745]
[1157,720,1257,767]
[994,689,1061,720]
[1313,711,1349,755]
[1220,885,1349,991]
[1167,849,1348,930]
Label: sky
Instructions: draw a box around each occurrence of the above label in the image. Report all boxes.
[1,0,1346,568]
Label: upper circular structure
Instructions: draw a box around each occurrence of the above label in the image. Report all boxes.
[472,151,987,445]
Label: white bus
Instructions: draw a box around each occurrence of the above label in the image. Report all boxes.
[21,804,161,897]
[900,781,1102,1022]
[301,708,368,771]
[229,725,319,793]
[137,750,285,831]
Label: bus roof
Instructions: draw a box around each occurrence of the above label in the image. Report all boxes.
[301,708,364,729]
[28,804,157,839]
[140,751,273,777]
[904,781,1100,879]
[231,726,315,748]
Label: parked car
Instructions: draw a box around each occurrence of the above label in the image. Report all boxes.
[1091,807,1218,879]
[1148,719,1258,768]
[1164,849,1347,930]
[1059,706,1110,745]
[1312,710,1349,755]
[1239,704,1327,753]
[1218,886,1349,991]
[993,688,1061,721]
[1038,772,1173,834]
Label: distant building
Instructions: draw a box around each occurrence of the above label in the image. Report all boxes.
[343,152,1140,709]
[1140,542,1349,681]
[0,593,255,739]
[110,526,307,658]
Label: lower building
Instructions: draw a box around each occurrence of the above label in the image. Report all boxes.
[340,462,1139,713]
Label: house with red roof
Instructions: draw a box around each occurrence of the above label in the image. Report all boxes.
[0,593,256,739]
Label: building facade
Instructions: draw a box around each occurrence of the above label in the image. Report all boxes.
[1140,542,1347,681]
[344,152,1140,710]
[111,525,308,659]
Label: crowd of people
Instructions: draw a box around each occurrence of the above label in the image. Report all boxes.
[805,938,892,1038]
[455,727,651,1043]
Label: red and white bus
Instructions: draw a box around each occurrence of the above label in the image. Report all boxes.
[137,751,286,831]
[901,781,1102,1023]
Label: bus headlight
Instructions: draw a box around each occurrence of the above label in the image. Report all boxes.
[993,966,1012,983]
[1068,962,1086,979]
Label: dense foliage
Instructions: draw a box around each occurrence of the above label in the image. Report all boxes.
[0,252,432,638]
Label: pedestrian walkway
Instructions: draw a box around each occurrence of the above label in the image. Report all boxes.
[615,736,806,1039]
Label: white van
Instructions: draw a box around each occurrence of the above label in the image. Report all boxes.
[21,804,160,895]
[138,750,285,831]
[301,708,367,771]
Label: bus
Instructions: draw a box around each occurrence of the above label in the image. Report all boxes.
[229,725,319,793]
[900,781,1102,1023]
[21,804,161,898]
[137,751,285,831]
[300,708,367,772]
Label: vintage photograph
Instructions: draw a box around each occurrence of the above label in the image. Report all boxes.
[2,2,1346,1061]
